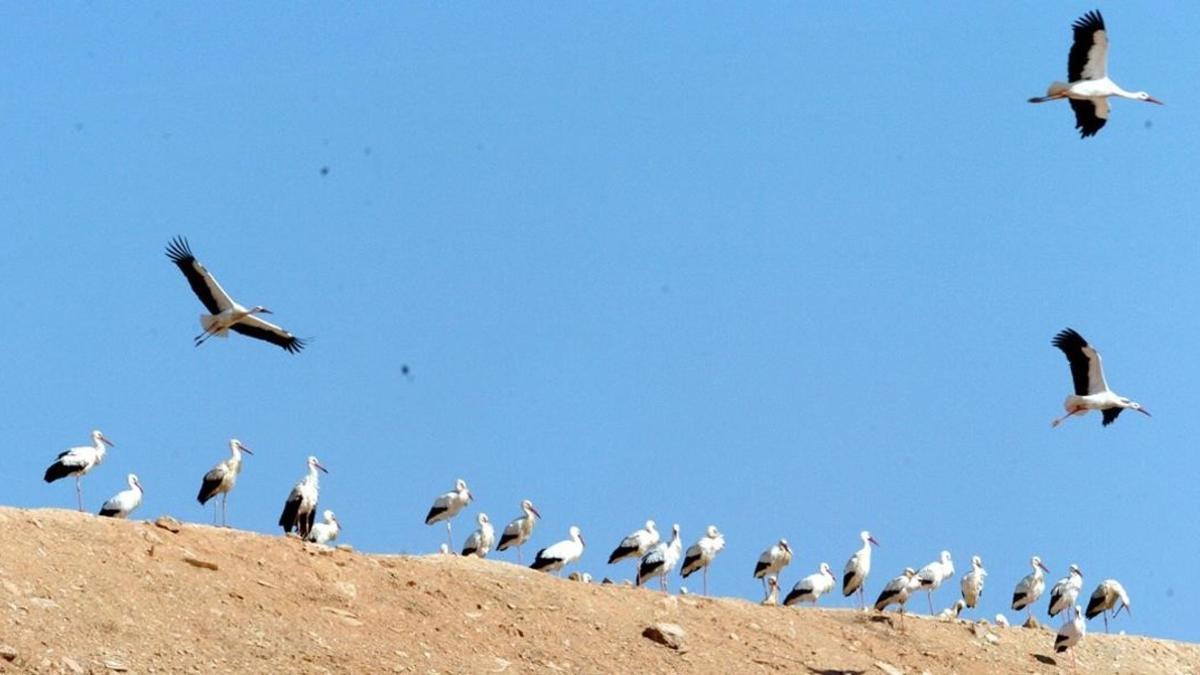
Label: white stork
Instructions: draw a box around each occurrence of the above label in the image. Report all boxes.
[995,613,1011,628]
[608,519,660,579]
[938,599,966,621]
[960,555,987,611]
[1012,555,1052,622]
[874,567,921,622]
[43,430,115,511]
[278,455,328,538]
[842,530,880,610]
[495,499,541,563]
[1048,564,1084,621]
[461,513,495,558]
[305,510,340,545]
[424,478,472,551]
[916,550,955,614]
[1085,579,1131,633]
[530,525,585,575]
[1051,328,1149,427]
[196,438,253,527]
[753,539,793,592]
[1054,606,1086,670]
[761,575,780,606]
[1029,10,1162,138]
[98,474,144,519]
[637,523,682,591]
[680,525,725,596]
[165,237,306,353]
[784,562,836,607]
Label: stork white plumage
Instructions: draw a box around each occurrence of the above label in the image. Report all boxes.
[1085,579,1131,633]
[1028,10,1162,138]
[938,599,966,621]
[496,499,541,563]
[424,478,473,551]
[783,562,836,607]
[196,438,253,527]
[608,519,660,581]
[1048,564,1084,622]
[1012,556,1052,623]
[680,525,725,596]
[530,525,585,576]
[43,430,115,511]
[461,513,495,558]
[761,576,780,606]
[165,237,307,353]
[1055,606,1087,671]
[98,473,143,519]
[305,510,340,545]
[637,523,682,591]
[874,567,921,623]
[1051,328,1150,427]
[960,555,987,611]
[842,530,880,610]
[278,456,328,538]
[916,550,955,614]
[995,614,1011,628]
[753,539,793,592]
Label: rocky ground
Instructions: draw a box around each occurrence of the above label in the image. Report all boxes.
[0,507,1195,674]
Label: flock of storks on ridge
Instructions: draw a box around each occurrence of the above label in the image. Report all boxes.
[34,9,1164,668]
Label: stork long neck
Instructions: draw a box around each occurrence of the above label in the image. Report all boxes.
[94,440,108,462]
[306,465,320,488]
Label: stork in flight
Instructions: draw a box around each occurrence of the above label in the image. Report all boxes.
[1028,10,1162,138]
[165,237,307,353]
[1051,328,1149,427]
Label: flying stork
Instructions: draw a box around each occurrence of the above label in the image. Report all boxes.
[196,438,253,527]
[165,237,306,353]
[98,473,144,519]
[1028,10,1162,138]
[43,430,115,511]
[278,455,328,538]
[1051,328,1150,427]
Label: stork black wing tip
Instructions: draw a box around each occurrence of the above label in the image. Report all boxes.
[165,235,195,263]
[1073,10,1104,31]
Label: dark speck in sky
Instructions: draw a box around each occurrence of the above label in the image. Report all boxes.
[401,364,413,380]
[320,166,330,176]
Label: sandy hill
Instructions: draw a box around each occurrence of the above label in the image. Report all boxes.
[0,507,1195,674]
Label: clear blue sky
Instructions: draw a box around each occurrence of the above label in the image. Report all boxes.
[2,4,1196,641]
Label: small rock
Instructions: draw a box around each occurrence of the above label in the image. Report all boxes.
[642,623,686,650]
[875,662,904,675]
[62,656,84,674]
[28,597,59,610]
[985,633,1001,645]
[105,659,130,671]
[0,644,16,661]
[1023,616,1041,630]
[183,556,219,571]
[336,581,357,601]
[337,544,354,552]
[154,516,182,533]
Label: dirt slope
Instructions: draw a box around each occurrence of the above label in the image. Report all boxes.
[0,507,1195,674]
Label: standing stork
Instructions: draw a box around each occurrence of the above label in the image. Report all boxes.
[608,520,660,580]
[1055,606,1087,671]
[98,474,144,519]
[278,456,328,538]
[1051,328,1149,427]
[753,539,793,593]
[960,555,987,612]
[784,562,836,607]
[461,513,495,558]
[43,430,115,511]
[196,438,253,527]
[165,237,306,353]
[1085,579,1131,633]
[1012,555,1052,623]
[530,525,585,575]
[637,523,682,591]
[842,530,880,610]
[1028,10,1162,138]
[424,478,472,551]
[496,499,541,563]
[305,510,340,545]
[874,567,921,624]
[1049,564,1084,622]
[680,525,725,596]
[915,550,955,615]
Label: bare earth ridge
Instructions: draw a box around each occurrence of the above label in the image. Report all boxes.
[0,508,1195,674]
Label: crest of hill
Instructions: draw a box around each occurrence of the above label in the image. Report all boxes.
[0,507,1195,673]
